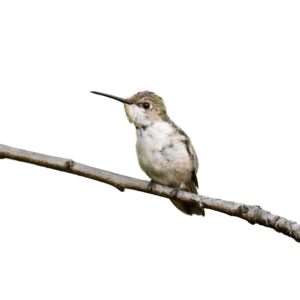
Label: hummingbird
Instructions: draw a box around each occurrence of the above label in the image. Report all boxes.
[91,90,205,216]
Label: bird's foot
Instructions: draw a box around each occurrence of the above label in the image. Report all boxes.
[171,186,182,200]
[147,179,157,192]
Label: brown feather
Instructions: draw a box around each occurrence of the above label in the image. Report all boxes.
[169,176,205,216]
[169,199,193,215]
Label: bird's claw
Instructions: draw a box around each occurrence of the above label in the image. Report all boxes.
[148,180,156,192]
[171,187,181,200]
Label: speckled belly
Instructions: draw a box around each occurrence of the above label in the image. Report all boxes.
[135,125,193,187]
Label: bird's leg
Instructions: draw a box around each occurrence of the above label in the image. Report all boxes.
[147,179,157,192]
[171,183,184,200]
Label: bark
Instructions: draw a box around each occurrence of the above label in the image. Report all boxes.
[0,143,300,244]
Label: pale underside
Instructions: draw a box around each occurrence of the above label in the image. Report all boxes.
[136,121,194,188]
[124,99,203,216]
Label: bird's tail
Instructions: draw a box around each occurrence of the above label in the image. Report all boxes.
[169,181,205,216]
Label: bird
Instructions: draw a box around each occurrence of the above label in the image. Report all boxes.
[91,90,204,216]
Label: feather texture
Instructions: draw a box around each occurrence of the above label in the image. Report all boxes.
[123,91,205,216]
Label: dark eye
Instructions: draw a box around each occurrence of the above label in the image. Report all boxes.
[143,103,150,109]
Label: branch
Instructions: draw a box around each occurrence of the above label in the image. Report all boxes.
[1,143,299,242]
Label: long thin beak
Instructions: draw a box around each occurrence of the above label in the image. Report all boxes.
[90,91,133,104]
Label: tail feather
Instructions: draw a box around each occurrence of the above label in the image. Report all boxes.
[169,180,205,216]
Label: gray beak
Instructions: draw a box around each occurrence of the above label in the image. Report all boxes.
[90,91,133,104]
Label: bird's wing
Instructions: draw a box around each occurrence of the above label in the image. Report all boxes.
[168,120,204,216]
[168,119,199,174]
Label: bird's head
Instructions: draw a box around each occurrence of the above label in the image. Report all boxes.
[90,89,170,127]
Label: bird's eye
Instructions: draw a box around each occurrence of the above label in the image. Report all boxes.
[143,103,150,109]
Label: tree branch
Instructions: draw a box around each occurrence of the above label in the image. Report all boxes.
[1,143,299,242]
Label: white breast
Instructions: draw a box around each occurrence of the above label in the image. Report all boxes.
[136,121,193,187]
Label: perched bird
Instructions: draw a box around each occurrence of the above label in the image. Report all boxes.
[91,91,204,216]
